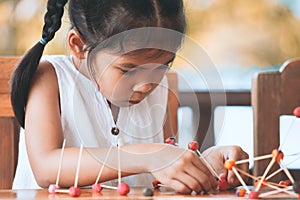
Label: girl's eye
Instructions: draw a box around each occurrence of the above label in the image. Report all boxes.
[121,69,136,75]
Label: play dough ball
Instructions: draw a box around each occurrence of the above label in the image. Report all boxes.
[69,186,81,197]
[235,188,246,197]
[165,137,176,145]
[92,183,103,193]
[279,180,291,187]
[152,180,161,189]
[118,183,130,195]
[48,184,59,194]
[217,177,228,191]
[293,107,300,118]
[188,141,199,151]
[143,188,154,196]
[224,160,236,170]
[248,190,259,199]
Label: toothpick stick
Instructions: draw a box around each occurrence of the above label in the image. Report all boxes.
[232,167,250,194]
[259,186,296,198]
[100,184,118,190]
[236,167,257,180]
[196,150,221,180]
[55,189,70,193]
[266,168,284,180]
[261,184,296,197]
[266,180,289,188]
[94,145,113,184]
[117,142,121,185]
[235,154,272,165]
[236,167,289,189]
[157,183,168,187]
[255,156,276,191]
[279,162,295,184]
[55,139,66,186]
[74,144,83,188]
[235,168,284,188]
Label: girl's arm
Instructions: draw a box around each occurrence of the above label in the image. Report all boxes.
[24,62,217,193]
[24,61,123,187]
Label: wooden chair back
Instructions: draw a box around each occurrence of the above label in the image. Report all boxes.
[0,57,20,189]
[252,58,300,179]
[164,72,179,141]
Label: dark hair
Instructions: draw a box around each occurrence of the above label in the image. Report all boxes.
[11,0,186,128]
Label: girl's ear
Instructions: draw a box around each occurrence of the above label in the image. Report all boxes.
[68,29,87,59]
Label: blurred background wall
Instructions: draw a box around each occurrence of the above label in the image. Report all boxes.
[1,0,300,69]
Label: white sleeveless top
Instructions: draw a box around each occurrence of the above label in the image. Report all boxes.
[13,55,168,189]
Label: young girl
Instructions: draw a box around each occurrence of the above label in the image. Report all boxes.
[11,0,248,194]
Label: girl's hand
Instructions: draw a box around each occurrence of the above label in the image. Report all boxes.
[149,144,217,194]
[202,146,249,188]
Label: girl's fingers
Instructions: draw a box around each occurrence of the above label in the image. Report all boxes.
[190,154,218,191]
[226,146,249,186]
[166,178,193,194]
[227,170,239,186]
[173,172,203,194]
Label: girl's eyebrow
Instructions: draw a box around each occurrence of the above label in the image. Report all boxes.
[117,57,176,69]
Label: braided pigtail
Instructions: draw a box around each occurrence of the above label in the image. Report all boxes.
[11,0,68,128]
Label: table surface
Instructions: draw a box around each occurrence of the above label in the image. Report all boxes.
[0,187,298,199]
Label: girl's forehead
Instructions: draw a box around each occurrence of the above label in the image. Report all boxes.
[89,49,175,70]
[120,49,174,62]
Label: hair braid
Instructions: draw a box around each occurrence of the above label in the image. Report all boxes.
[42,0,68,42]
[11,0,68,128]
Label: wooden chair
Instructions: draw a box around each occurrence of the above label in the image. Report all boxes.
[0,57,178,189]
[251,58,300,180]
[0,57,20,189]
[164,72,179,141]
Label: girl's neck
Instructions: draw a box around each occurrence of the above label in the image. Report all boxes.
[71,55,91,80]
[108,101,120,123]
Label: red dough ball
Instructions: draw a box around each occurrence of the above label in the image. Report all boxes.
[188,141,199,151]
[279,180,291,187]
[152,180,161,189]
[165,137,176,145]
[293,107,300,118]
[118,183,130,196]
[48,184,59,194]
[92,183,103,193]
[217,177,228,191]
[248,190,259,199]
[275,151,284,162]
[272,149,284,162]
[69,186,81,197]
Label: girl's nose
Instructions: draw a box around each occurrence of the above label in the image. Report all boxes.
[132,82,152,93]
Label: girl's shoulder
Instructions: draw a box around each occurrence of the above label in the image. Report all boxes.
[41,55,82,82]
[35,55,68,85]
[26,58,60,114]
[41,55,72,70]
[31,58,59,92]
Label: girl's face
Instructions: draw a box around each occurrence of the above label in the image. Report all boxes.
[91,50,175,107]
